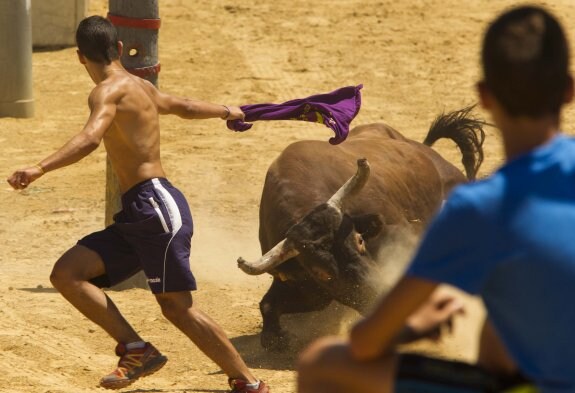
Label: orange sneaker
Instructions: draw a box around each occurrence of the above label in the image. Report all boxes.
[99,342,168,390]
[229,378,270,393]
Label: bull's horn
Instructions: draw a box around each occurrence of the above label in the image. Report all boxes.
[327,158,370,211]
[237,239,300,275]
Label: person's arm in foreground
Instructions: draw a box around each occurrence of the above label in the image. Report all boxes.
[7,86,114,190]
[350,276,462,361]
[143,80,244,121]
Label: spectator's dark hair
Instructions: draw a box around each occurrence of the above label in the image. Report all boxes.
[482,6,570,117]
[76,16,119,64]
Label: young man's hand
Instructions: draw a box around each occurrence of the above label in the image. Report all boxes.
[7,166,44,190]
[402,287,465,343]
[226,106,245,121]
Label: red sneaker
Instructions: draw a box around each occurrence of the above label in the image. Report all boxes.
[229,378,270,393]
[99,342,168,389]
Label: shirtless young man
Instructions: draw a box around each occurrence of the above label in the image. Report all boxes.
[7,16,268,393]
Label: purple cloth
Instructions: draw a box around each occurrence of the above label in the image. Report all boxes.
[226,84,363,145]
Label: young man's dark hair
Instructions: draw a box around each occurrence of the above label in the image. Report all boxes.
[481,6,570,117]
[75,15,120,64]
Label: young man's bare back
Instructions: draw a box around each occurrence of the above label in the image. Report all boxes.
[7,15,269,393]
[92,72,166,192]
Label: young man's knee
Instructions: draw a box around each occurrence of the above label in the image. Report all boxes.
[155,291,194,321]
[50,245,105,287]
[49,264,69,288]
[50,254,82,287]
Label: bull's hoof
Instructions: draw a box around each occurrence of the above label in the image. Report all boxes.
[261,329,293,352]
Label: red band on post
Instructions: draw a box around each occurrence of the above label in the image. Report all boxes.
[107,13,161,30]
[126,63,161,78]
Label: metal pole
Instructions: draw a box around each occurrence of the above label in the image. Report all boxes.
[107,0,161,290]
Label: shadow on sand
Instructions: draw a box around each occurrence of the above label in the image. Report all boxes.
[17,286,58,293]
[126,389,226,393]
[230,302,361,371]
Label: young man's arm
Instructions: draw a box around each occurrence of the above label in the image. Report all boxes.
[141,79,244,120]
[349,276,441,361]
[6,87,115,190]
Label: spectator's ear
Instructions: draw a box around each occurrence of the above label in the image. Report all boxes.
[564,75,574,104]
[77,49,87,65]
[117,41,124,57]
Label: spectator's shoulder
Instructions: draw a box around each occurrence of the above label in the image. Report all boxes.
[441,175,505,224]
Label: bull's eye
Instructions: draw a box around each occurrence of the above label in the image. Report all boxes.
[354,233,367,254]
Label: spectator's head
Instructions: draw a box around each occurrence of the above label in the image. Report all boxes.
[479,6,572,118]
[76,15,120,65]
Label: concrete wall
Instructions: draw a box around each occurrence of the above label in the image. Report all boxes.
[32,0,88,48]
[0,0,34,118]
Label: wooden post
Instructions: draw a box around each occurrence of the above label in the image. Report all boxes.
[0,0,34,118]
[107,0,161,290]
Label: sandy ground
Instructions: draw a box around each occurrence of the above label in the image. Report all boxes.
[2,1,575,392]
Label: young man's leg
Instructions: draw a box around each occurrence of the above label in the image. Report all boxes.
[154,291,259,383]
[297,336,398,393]
[50,244,141,344]
[51,244,167,389]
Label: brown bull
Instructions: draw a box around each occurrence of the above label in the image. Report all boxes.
[237,106,487,351]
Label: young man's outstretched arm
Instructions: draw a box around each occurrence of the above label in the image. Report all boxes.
[141,79,245,121]
[350,276,440,360]
[298,278,464,393]
[7,86,116,190]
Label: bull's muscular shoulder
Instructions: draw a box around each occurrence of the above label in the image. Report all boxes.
[348,123,408,141]
[271,122,420,175]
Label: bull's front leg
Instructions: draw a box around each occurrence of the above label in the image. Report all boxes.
[259,277,332,351]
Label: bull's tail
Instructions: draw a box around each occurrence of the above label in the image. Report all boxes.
[423,105,488,181]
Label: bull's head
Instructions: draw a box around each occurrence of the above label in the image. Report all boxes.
[238,159,383,292]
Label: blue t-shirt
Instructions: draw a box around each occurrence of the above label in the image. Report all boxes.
[407,134,575,392]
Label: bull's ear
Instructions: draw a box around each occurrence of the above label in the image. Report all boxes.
[352,214,384,239]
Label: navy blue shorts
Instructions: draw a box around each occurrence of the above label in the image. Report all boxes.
[79,178,197,294]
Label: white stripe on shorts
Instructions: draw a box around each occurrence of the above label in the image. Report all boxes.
[152,178,183,292]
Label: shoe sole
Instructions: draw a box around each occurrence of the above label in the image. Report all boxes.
[99,355,168,390]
